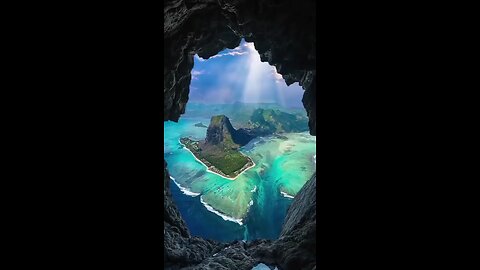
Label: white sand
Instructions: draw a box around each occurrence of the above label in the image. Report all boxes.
[179,139,255,180]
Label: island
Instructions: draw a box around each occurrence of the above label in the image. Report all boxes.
[180,109,308,180]
[180,115,255,179]
[169,107,316,222]
[194,122,207,128]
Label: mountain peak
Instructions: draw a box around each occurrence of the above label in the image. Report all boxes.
[205,115,254,147]
[205,115,236,146]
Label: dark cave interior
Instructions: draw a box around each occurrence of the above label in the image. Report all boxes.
[164,1,317,269]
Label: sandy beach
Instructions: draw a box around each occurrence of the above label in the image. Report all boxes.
[179,139,256,180]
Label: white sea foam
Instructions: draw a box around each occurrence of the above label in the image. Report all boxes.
[169,176,200,197]
[247,200,254,212]
[200,196,243,225]
[250,185,257,193]
[313,154,316,164]
[280,191,295,199]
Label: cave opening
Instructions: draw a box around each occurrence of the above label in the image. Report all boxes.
[164,39,316,243]
[164,1,316,267]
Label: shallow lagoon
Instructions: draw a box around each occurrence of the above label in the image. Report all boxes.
[164,116,316,242]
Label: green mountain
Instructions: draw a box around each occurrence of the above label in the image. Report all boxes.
[247,108,309,134]
[183,103,306,128]
[181,115,254,178]
[179,109,308,178]
[205,115,254,148]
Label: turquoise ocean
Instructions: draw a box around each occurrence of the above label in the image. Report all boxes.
[164,115,316,242]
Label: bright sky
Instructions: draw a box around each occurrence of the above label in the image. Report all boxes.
[189,39,305,108]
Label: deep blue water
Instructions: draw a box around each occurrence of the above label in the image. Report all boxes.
[165,116,315,243]
[170,178,292,242]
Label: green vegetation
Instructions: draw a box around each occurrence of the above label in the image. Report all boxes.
[248,108,308,134]
[182,108,307,179]
[202,150,249,175]
[211,115,223,126]
[180,137,251,178]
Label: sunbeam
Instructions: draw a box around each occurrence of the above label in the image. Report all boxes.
[190,39,304,108]
[241,42,265,103]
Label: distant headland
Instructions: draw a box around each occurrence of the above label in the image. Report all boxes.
[194,122,207,128]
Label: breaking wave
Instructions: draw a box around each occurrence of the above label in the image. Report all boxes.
[280,191,295,199]
[200,196,243,226]
[170,176,200,197]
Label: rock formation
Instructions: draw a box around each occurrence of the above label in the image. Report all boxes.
[164,164,316,269]
[164,0,317,269]
[164,0,316,136]
[204,110,309,149]
[204,115,254,147]
[194,122,207,128]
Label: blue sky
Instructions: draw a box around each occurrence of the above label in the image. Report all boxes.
[189,39,305,108]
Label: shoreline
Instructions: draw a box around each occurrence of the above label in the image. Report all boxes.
[179,139,256,180]
[170,175,246,226]
[169,176,201,197]
[200,195,244,226]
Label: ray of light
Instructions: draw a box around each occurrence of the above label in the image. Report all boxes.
[190,39,305,108]
[241,42,264,104]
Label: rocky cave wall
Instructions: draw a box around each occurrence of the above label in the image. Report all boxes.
[164,0,316,135]
[164,1,317,269]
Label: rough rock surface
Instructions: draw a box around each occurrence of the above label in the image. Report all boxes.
[164,1,317,269]
[165,164,317,269]
[281,173,317,237]
[204,115,254,147]
[164,0,316,136]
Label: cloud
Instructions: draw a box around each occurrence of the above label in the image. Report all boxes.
[189,38,305,108]
[245,43,255,50]
[191,70,205,80]
[195,45,249,61]
[242,41,283,84]
[209,51,248,59]
[270,66,284,84]
[193,42,252,65]
[191,70,204,75]
[194,55,206,62]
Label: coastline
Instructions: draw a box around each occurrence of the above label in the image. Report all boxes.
[200,195,244,226]
[170,176,201,197]
[179,139,256,180]
[171,174,247,224]
[170,173,247,225]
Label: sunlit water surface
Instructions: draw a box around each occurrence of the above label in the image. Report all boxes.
[164,117,316,242]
